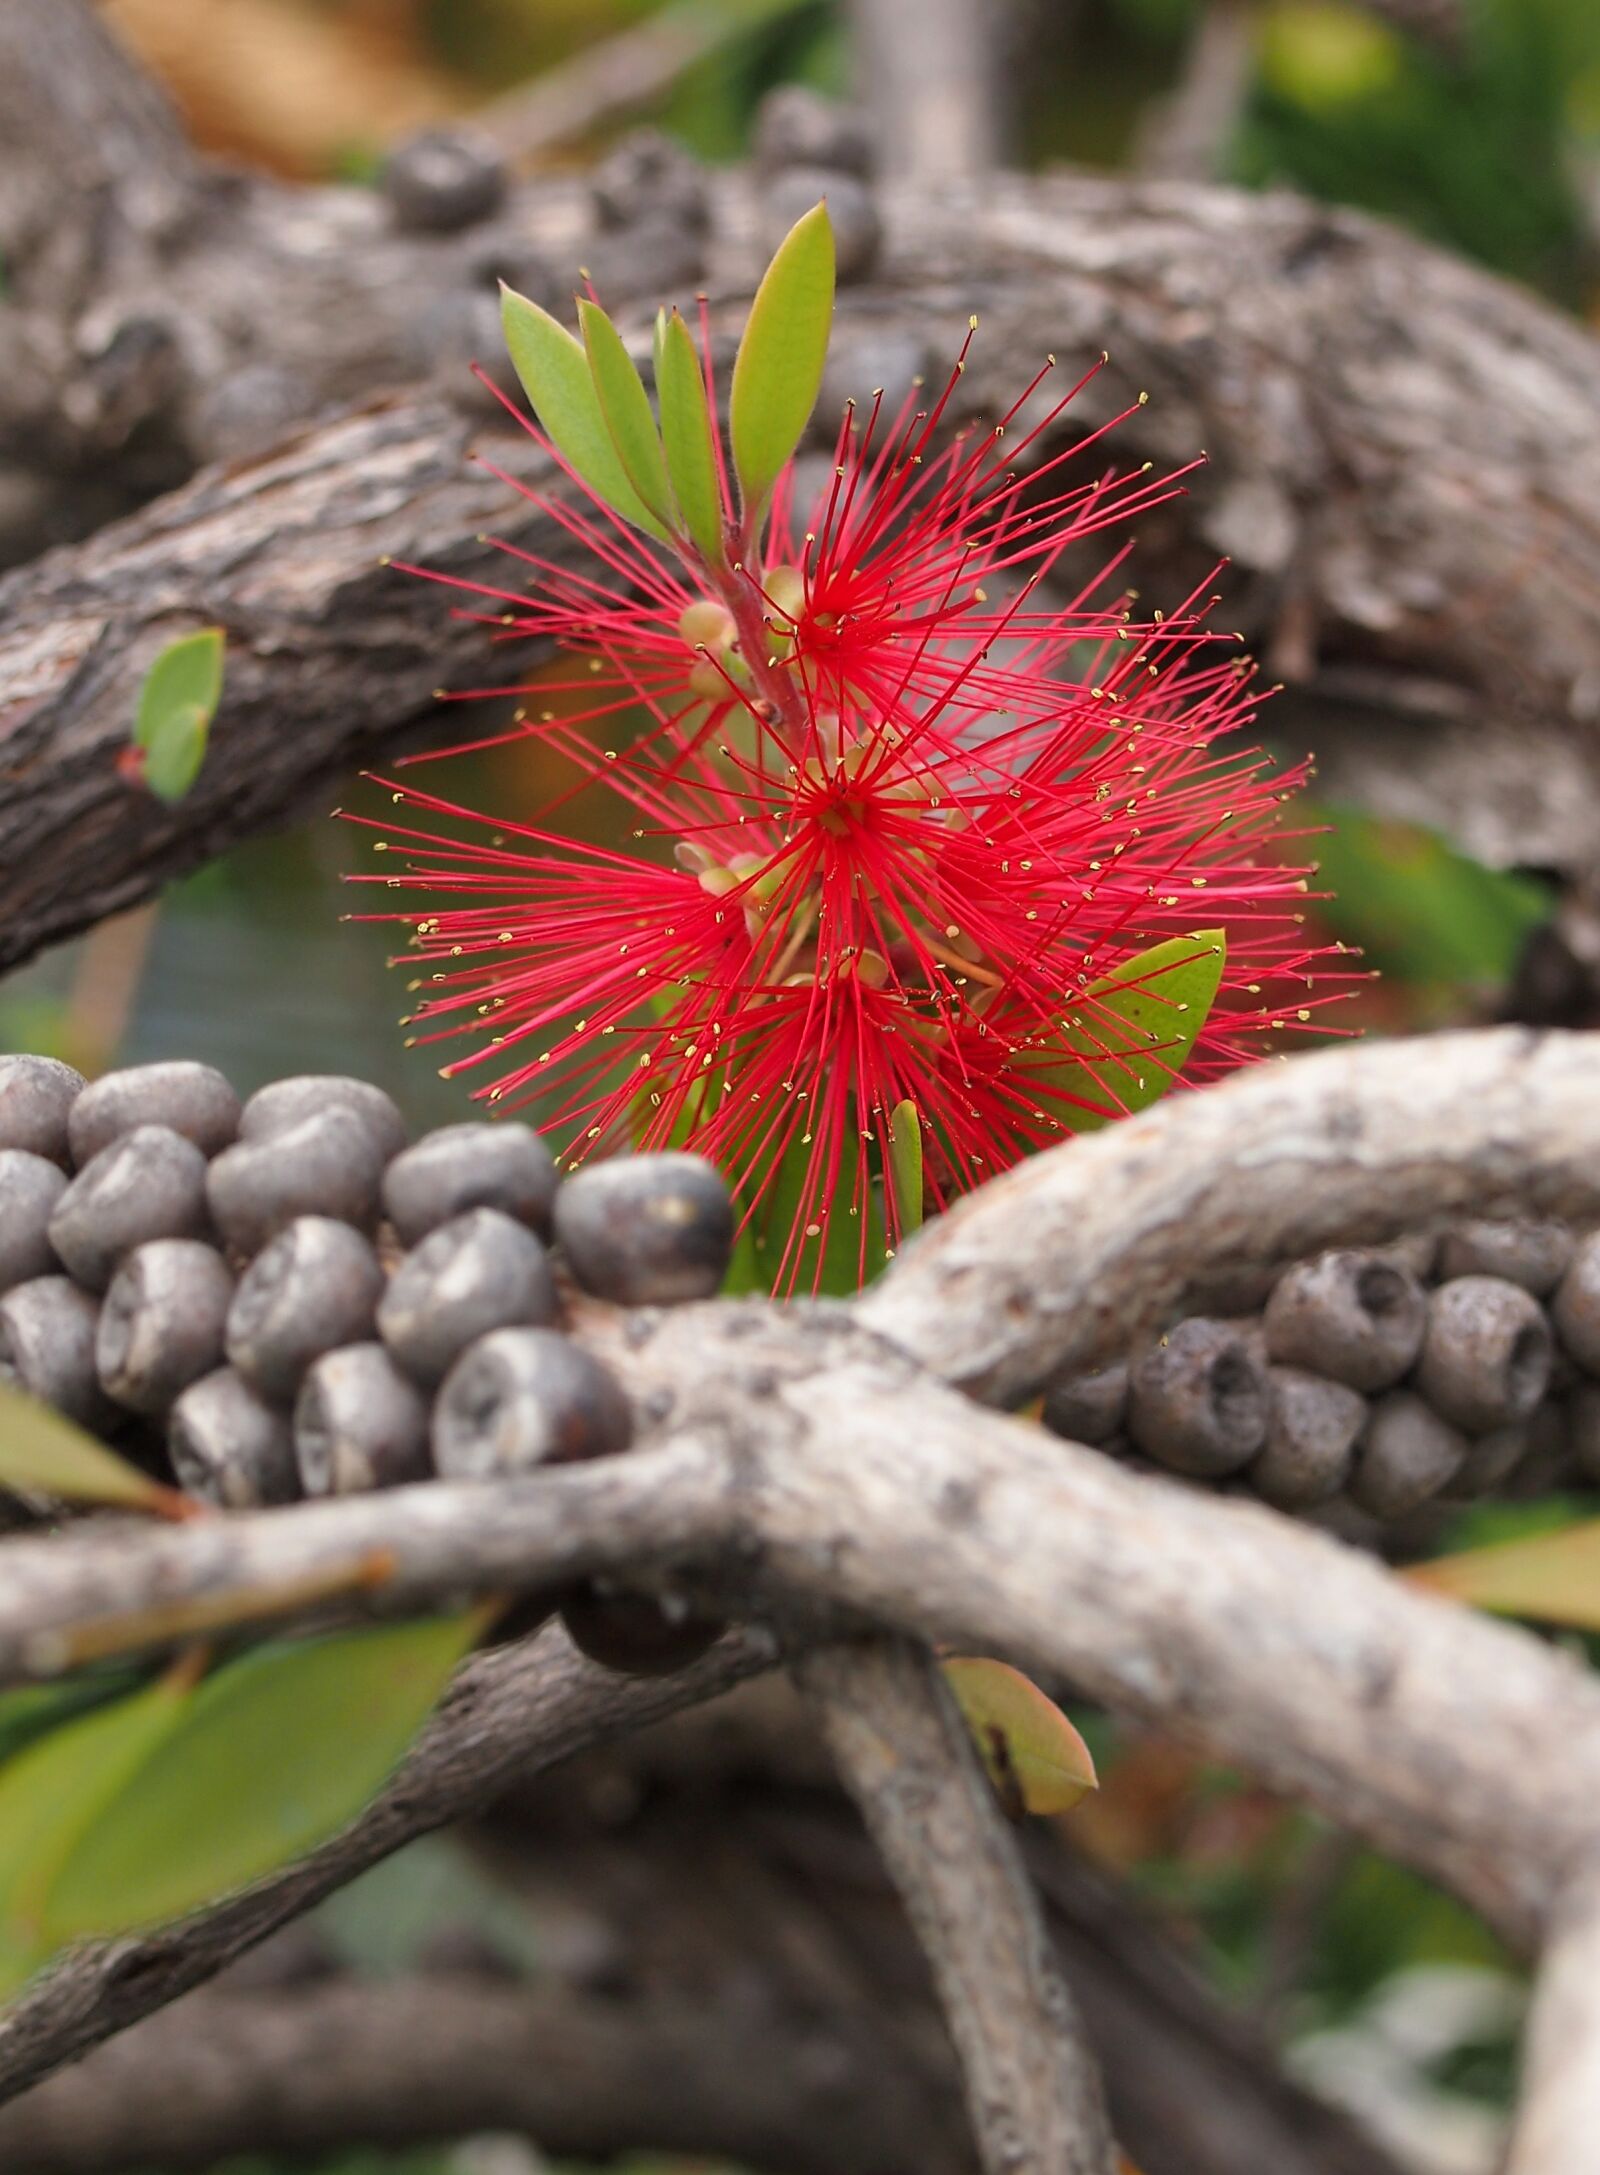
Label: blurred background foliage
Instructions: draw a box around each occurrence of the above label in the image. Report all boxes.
[13,5,1599,2170]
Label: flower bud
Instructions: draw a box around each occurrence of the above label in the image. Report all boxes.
[381,1122,557,1245]
[378,1208,556,1386]
[295,1343,432,1495]
[226,1217,385,1403]
[1126,1317,1269,1477]
[1415,1276,1552,1434]
[47,1125,210,1291]
[1262,1250,1426,1392]
[1041,1361,1127,1446]
[0,1150,67,1290]
[207,1107,386,1253]
[168,1367,300,1508]
[239,1075,407,1162]
[97,1238,234,1415]
[1436,1218,1573,1297]
[554,1153,733,1305]
[0,1277,118,1431]
[1552,1232,1600,1375]
[0,1056,84,1167]
[1249,1367,1366,1509]
[1349,1392,1466,1518]
[67,1061,240,1165]
[677,599,736,652]
[433,1326,633,1478]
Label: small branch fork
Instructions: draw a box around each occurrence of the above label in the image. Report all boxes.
[7,1026,1600,2158]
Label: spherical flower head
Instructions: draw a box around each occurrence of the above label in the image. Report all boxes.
[351,209,1354,1292]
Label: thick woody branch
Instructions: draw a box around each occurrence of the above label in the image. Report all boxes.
[798,1638,1117,2175]
[1504,1867,1600,2175]
[4,165,1600,970]
[0,1623,778,2105]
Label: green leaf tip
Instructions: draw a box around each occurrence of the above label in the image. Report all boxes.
[657,309,727,567]
[131,627,224,805]
[729,200,835,523]
[499,285,670,543]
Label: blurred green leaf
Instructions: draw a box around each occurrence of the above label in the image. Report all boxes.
[38,1610,486,1949]
[500,287,670,542]
[1025,930,1227,1131]
[729,199,835,519]
[132,628,224,806]
[578,297,675,528]
[657,308,727,565]
[0,1382,186,1515]
[1409,1519,1600,1629]
[1307,803,1552,988]
[942,1657,1099,1816]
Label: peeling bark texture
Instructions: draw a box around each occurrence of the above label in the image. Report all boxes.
[3,46,1600,964]
[798,1638,1117,2175]
[0,1622,780,2106]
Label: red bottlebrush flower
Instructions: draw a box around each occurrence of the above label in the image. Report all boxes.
[350,220,1353,1291]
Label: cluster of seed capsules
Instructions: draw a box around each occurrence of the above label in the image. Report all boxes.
[0,1054,735,1676]
[1042,1223,1600,1525]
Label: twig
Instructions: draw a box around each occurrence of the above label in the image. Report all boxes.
[797,1638,1117,2175]
[846,0,1004,179]
[1136,0,1257,181]
[0,1622,780,2104]
[1503,1862,1600,2175]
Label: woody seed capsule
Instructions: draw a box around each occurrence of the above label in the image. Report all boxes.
[1436,1218,1574,1297]
[0,1150,67,1289]
[0,1056,84,1168]
[295,1343,431,1495]
[67,1060,240,1165]
[379,1209,556,1386]
[433,1326,633,1479]
[554,1153,734,1305]
[1126,1317,1269,1477]
[1552,1232,1600,1375]
[47,1125,210,1291]
[96,1239,234,1416]
[1249,1366,1367,1509]
[1349,1391,1466,1518]
[169,1367,300,1508]
[1041,1361,1128,1446]
[1263,1250,1427,1392]
[381,1123,557,1245]
[239,1075,408,1162]
[1569,1382,1600,1484]
[1415,1276,1552,1433]
[0,1276,118,1431]
[207,1107,386,1253]
[226,1217,385,1403]
[559,1582,721,1679]
[1442,1419,1533,1501]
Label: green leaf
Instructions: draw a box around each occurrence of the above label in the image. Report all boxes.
[887,1100,923,1242]
[577,298,674,528]
[1408,1520,1600,1630]
[1025,931,1227,1133]
[38,1610,484,1946]
[0,1382,187,1515]
[657,309,727,566]
[942,1658,1099,1817]
[729,200,835,520]
[499,287,670,543]
[132,628,224,806]
[0,1665,193,1996]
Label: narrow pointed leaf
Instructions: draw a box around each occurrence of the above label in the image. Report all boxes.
[40,1610,486,1945]
[942,1658,1099,1817]
[887,1100,924,1242]
[0,1666,193,1994]
[1408,1520,1600,1631]
[0,1383,187,1514]
[658,309,727,566]
[577,298,673,528]
[729,200,835,518]
[1025,930,1227,1132]
[500,287,670,542]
